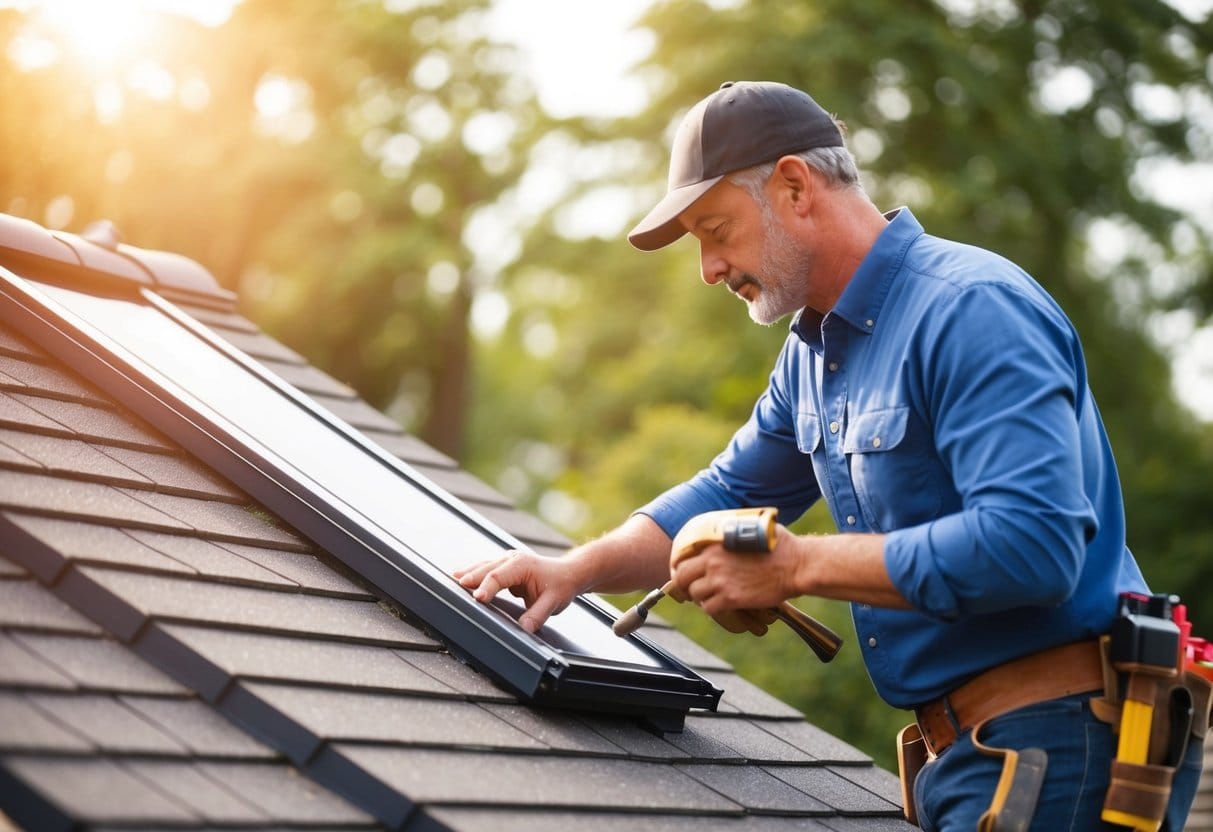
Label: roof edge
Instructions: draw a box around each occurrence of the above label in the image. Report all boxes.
[0,213,236,309]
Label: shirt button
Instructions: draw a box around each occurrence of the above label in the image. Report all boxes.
[865,319,875,328]
[868,637,878,648]
[828,361,839,372]
[829,421,839,434]
[872,436,882,448]
[846,515,856,526]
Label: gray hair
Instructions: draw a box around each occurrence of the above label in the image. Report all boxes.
[726,146,862,204]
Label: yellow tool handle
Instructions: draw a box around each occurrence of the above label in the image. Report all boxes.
[1101,672,1166,832]
[614,507,845,663]
[672,507,843,662]
[671,506,777,565]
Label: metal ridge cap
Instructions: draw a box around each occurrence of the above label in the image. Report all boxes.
[0,213,80,266]
[0,212,236,308]
[116,243,235,307]
[52,230,154,287]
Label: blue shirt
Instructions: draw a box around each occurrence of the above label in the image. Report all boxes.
[638,208,1147,708]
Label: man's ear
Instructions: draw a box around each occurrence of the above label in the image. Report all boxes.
[770,156,814,217]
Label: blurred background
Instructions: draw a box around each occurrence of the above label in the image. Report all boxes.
[2,0,1211,769]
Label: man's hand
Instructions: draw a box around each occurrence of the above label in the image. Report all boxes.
[453,550,585,634]
[708,607,779,636]
[670,523,801,617]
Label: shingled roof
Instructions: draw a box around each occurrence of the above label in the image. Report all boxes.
[0,211,912,831]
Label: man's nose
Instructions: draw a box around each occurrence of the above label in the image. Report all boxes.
[701,251,727,286]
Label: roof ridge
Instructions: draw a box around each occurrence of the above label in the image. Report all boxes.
[0,213,236,309]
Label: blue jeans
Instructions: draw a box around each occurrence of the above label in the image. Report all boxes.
[914,693,1204,831]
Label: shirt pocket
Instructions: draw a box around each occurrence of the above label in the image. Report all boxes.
[843,406,941,531]
[794,411,822,454]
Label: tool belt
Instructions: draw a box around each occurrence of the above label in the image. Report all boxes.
[915,640,1104,757]
[896,638,1213,830]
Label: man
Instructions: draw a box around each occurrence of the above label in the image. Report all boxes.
[455,81,1205,830]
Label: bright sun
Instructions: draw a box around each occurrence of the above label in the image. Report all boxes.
[26,0,156,64]
[4,0,238,71]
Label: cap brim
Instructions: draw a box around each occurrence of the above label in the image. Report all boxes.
[627,175,724,251]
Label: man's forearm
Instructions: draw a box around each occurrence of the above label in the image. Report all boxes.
[567,513,673,595]
[795,532,912,610]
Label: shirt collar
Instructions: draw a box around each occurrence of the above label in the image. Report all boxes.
[791,207,923,347]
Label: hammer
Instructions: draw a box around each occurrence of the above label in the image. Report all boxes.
[612,507,843,663]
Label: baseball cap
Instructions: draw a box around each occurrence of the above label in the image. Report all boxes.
[627,81,843,251]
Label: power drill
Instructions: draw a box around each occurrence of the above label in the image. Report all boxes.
[612,507,843,663]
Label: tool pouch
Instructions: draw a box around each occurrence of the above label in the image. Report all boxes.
[1096,657,1213,830]
[896,722,929,826]
[972,718,1048,832]
[1102,759,1175,828]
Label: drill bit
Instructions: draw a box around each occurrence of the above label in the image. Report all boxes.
[612,584,670,637]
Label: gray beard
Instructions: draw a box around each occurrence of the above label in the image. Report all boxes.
[746,207,812,326]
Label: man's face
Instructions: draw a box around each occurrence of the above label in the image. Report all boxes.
[680,180,811,326]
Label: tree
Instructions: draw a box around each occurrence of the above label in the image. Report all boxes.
[0,0,542,460]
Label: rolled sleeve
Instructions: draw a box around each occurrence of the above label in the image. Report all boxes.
[886,282,1096,617]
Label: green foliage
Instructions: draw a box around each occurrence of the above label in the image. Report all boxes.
[0,0,537,460]
[4,0,1212,772]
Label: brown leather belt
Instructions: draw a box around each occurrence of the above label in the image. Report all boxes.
[914,640,1106,757]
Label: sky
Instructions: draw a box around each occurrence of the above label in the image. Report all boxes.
[5,0,1213,418]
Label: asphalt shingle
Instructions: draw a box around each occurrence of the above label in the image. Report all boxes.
[0,633,76,690]
[479,703,628,756]
[679,762,832,814]
[5,392,173,451]
[124,528,300,588]
[115,488,306,548]
[10,633,186,695]
[197,760,377,826]
[339,745,743,813]
[118,759,269,824]
[119,694,276,758]
[0,390,65,433]
[77,566,431,644]
[0,357,109,406]
[0,470,191,532]
[2,514,194,578]
[241,681,546,750]
[0,428,151,485]
[97,444,246,501]
[214,539,374,597]
[154,623,445,694]
[767,766,903,814]
[1,755,197,825]
[0,693,93,753]
[681,716,812,764]
[24,693,188,755]
[0,579,103,635]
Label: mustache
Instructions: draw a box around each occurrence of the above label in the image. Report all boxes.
[725,273,761,294]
